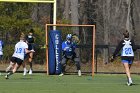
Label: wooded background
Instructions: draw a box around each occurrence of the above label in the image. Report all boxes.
[0,0,140,64]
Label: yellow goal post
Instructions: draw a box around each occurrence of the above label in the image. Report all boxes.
[46,24,96,77]
[0,0,57,27]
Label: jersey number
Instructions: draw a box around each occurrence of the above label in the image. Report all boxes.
[16,48,23,53]
[125,48,132,55]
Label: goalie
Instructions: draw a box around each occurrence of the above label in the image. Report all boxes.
[59,34,81,76]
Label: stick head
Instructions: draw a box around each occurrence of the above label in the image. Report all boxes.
[72,34,80,44]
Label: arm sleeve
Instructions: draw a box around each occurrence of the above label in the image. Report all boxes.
[131,39,137,51]
[62,42,66,51]
[113,40,123,58]
[2,41,4,48]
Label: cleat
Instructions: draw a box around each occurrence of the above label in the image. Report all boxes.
[5,75,9,79]
[78,70,81,76]
[59,73,64,76]
[127,82,132,86]
[29,69,32,75]
[23,70,28,76]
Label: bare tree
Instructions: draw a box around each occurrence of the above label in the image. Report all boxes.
[32,4,39,22]
[102,0,111,63]
[70,0,80,57]
[126,0,135,39]
[70,0,79,25]
[63,0,70,19]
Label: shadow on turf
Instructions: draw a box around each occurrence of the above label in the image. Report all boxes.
[19,74,40,79]
[132,83,139,86]
[125,83,140,86]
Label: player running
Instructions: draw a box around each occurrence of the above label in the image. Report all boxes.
[59,34,81,76]
[5,35,34,79]
[111,30,136,86]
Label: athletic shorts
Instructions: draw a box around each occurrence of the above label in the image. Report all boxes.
[10,57,23,65]
[0,55,3,60]
[28,43,34,50]
[24,54,28,59]
[122,60,132,64]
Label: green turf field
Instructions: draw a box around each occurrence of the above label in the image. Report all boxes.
[0,73,140,93]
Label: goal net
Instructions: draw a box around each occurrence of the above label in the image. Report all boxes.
[46,24,96,76]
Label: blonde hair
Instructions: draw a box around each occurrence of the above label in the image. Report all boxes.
[20,32,25,40]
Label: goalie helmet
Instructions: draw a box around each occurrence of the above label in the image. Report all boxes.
[66,34,72,40]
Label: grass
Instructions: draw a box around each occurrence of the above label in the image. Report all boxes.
[0,73,140,93]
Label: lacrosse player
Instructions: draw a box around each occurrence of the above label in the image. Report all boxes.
[59,34,81,76]
[23,29,35,75]
[111,30,136,86]
[5,35,34,79]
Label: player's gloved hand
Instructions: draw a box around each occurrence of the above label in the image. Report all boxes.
[64,47,69,51]
[68,48,72,52]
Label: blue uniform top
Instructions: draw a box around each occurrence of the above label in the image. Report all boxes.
[62,41,76,56]
[0,40,3,56]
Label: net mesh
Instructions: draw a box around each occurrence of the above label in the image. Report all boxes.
[47,25,95,74]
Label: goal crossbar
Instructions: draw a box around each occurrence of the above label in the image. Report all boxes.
[46,24,96,77]
[0,0,55,3]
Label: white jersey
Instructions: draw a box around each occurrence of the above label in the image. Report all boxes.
[12,41,28,60]
[0,40,3,55]
[121,40,134,57]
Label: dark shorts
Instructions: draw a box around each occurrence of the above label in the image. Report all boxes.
[24,54,28,59]
[24,53,32,59]
[28,43,34,50]
[10,57,23,65]
[0,55,3,60]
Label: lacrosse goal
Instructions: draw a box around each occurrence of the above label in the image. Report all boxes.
[46,24,96,77]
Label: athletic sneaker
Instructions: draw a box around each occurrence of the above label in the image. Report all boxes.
[59,73,64,76]
[5,75,9,79]
[127,82,132,86]
[78,70,81,76]
[23,69,28,76]
[29,69,32,75]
